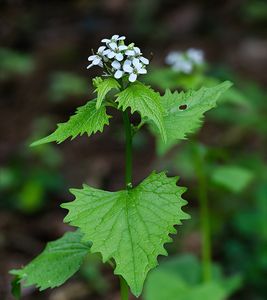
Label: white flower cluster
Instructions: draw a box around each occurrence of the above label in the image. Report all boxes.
[87,35,149,83]
[165,48,204,74]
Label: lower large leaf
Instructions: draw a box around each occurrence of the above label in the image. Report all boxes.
[61,171,189,297]
[11,231,91,290]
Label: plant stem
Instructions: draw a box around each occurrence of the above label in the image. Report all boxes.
[193,144,212,282]
[119,109,133,300]
[122,110,133,187]
[120,276,129,300]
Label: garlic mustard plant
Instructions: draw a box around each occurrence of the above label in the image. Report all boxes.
[10,35,231,300]
[166,48,204,73]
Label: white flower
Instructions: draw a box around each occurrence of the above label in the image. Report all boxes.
[139,56,149,65]
[87,35,149,82]
[165,51,193,73]
[87,46,109,69]
[114,69,124,79]
[165,51,182,65]
[87,54,103,69]
[172,58,193,73]
[123,58,147,82]
[166,48,204,74]
[111,60,121,70]
[105,43,128,61]
[125,46,141,56]
[186,48,204,65]
[125,46,149,65]
[101,35,126,44]
[97,46,107,55]
[122,59,132,72]
[111,60,124,79]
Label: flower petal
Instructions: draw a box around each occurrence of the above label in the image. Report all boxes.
[108,51,116,59]
[138,68,147,74]
[118,36,126,40]
[101,38,110,43]
[125,49,135,56]
[129,73,137,82]
[86,63,94,69]
[111,60,121,70]
[134,47,141,55]
[116,53,124,61]
[183,64,193,73]
[124,59,132,66]
[173,60,193,73]
[88,55,97,61]
[123,64,133,73]
[114,69,123,79]
[132,58,142,69]
[165,51,182,65]
[97,46,106,53]
[112,35,119,40]
[109,42,117,50]
[93,57,101,65]
[186,48,204,65]
[103,49,111,56]
[139,56,149,65]
[119,45,128,51]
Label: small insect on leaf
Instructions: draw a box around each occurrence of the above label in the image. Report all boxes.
[179,104,188,110]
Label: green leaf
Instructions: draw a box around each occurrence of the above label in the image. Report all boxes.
[0,47,35,78]
[116,81,167,142]
[10,231,91,290]
[155,81,232,155]
[93,77,121,109]
[61,171,189,296]
[31,99,111,146]
[144,254,242,300]
[49,72,89,102]
[211,165,254,193]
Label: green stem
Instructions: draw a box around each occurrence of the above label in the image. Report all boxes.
[119,109,133,300]
[193,144,212,282]
[122,110,133,187]
[120,276,129,300]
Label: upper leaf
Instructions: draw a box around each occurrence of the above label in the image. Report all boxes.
[10,231,91,290]
[61,171,189,297]
[93,77,121,109]
[116,81,167,142]
[31,99,111,146]
[155,81,232,155]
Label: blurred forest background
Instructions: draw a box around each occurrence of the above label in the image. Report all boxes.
[0,0,267,299]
